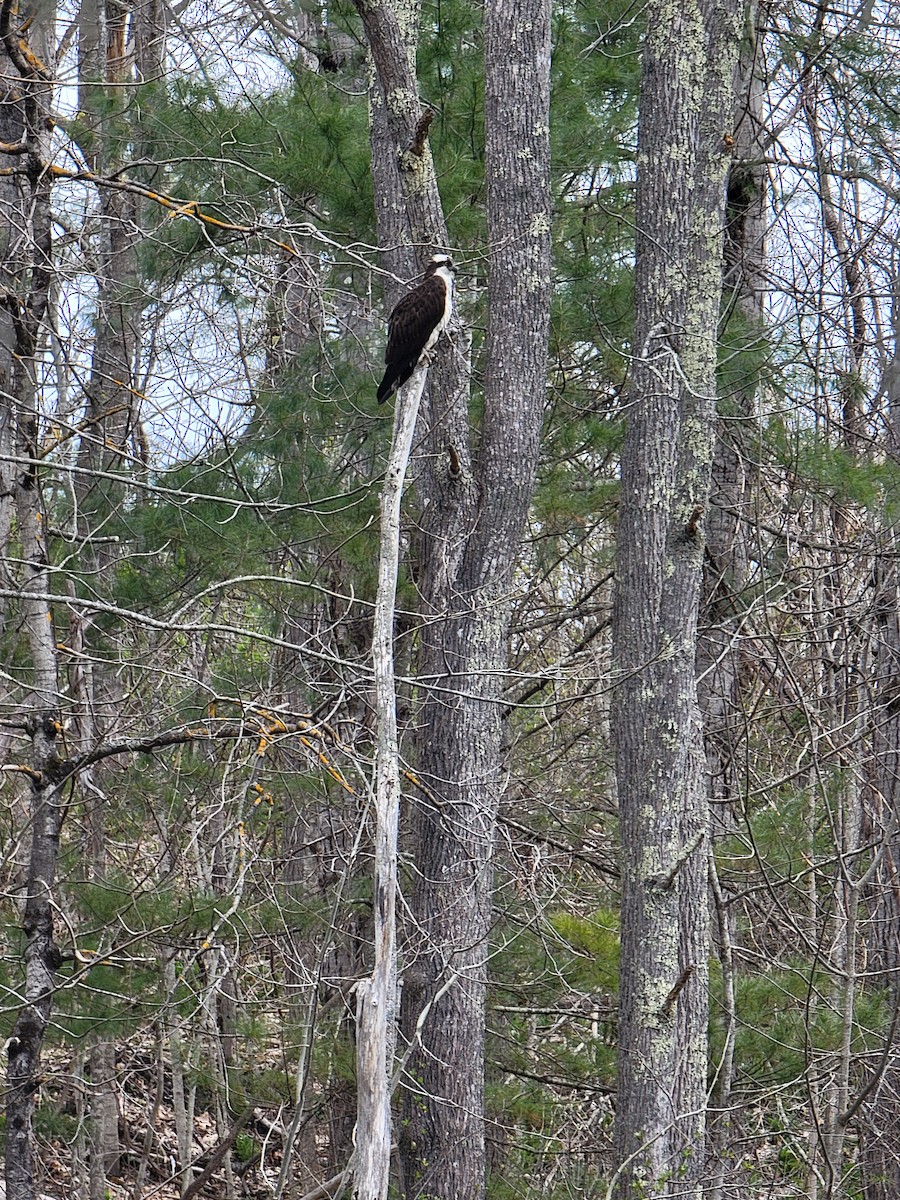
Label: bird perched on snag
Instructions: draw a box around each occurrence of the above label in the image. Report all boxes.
[377,254,455,403]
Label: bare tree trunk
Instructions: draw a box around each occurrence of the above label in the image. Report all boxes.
[397,4,552,1199]
[89,1042,120,1199]
[354,0,450,259]
[357,4,551,1197]
[701,12,767,1195]
[795,15,875,1195]
[72,6,157,1189]
[76,0,141,511]
[354,366,428,1200]
[700,3,767,827]
[1,8,65,1199]
[165,957,197,1197]
[611,0,740,1194]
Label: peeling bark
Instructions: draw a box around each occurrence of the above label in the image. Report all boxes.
[354,366,428,1200]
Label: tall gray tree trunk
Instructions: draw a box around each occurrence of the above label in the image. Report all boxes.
[72,5,162,1189]
[1,5,65,1200]
[398,4,551,1199]
[76,0,141,508]
[701,13,767,1194]
[356,2,551,1197]
[700,6,767,824]
[611,0,740,1195]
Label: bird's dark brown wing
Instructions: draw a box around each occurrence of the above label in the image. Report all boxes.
[376,275,448,403]
[384,275,447,368]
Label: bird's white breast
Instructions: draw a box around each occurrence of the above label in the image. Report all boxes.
[425,265,454,353]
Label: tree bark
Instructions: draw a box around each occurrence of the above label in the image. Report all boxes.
[397,4,551,1199]
[73,6,160,1187]
[354,0,449,259]
[75,0,141,519]
[357,2,550,1196]
[701,11,767,1194]
[1,8,65,1198]
[611,0,740,1195]
[354,366,428,1200]
[700,3,767,826]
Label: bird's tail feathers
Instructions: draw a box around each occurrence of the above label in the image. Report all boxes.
[376,376,396,404]
[377,358,418,404]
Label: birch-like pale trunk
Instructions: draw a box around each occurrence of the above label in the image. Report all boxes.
[354,366,427,1200]
[1,6,67,1198]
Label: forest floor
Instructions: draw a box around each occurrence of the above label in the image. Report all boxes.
[17,1043,330,1199]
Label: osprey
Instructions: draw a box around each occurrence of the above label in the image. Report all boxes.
[377,255,455,403]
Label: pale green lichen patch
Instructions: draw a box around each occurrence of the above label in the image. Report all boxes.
[528,213,551,237]
[386,85,417,117]
[523,269,551,293]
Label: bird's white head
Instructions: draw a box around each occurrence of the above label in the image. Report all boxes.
[426,254,455,294]
[427,254,455,274]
